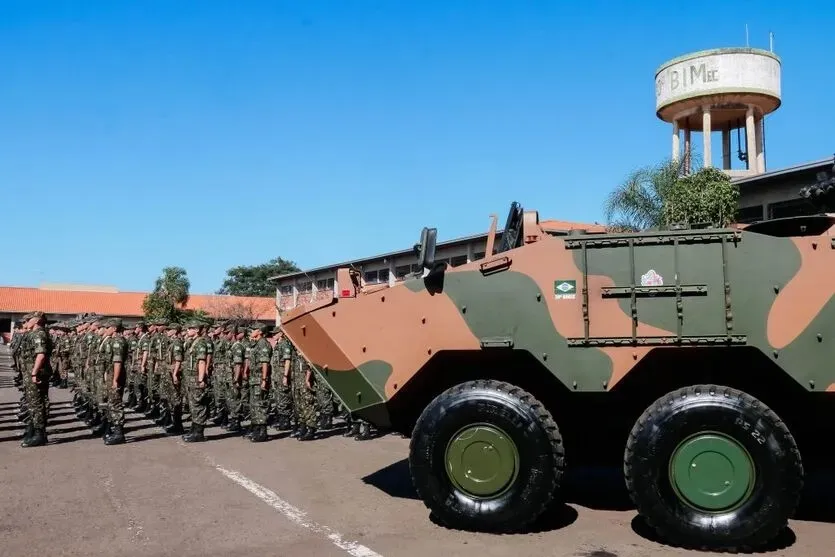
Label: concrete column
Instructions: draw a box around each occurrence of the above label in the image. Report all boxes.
[388,259,396,286]
[722,128,731,169]
[683,128,691,173]
[292,281,298,309]
[672,120,680,161]
[466,243,474,263]
[745,106,756,172]
[755,116,765,173]
[702,106,712,168]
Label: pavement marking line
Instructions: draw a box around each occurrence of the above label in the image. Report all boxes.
[204,455,383,557]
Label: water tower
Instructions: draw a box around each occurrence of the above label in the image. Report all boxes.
[655,47,781,177]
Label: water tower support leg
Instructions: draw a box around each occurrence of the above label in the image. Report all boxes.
[684,129,691,173]
[745,106,757,173]
[702,106,712,168]
[672,120,680,162]
[755,116,765,173]
[722,128,731,170]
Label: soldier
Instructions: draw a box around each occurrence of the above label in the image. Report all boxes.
[132,321,149,412]
[15,315,33,440]
[89,318,111,437]
[291,340,318,441]
[202,321,216,419]
[22,311,51,447]
[48,323,62,386]
[155,322,175,430]
[145,318,168,420]
[270,328,294,431]
[11,321,26,388]
[315,368,335,430]
[71,319,89,415]
[225,323,246,433]
[158,322,183,435]
[123,325,137,408]
[182,319,210,442]
[54,322,72,389]
[210,322,229,427]
[99,317,129,445]
[245,322,272,442]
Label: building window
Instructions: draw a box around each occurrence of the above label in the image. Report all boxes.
[365,268,391,284]
[736,205,763,224]
[473,252,485,260]
[279,285,293,295]
[768,198,817,220]
[395,264,413,279]
[316,278,334,290]
[298,281,312,292]
[450,255,468,267]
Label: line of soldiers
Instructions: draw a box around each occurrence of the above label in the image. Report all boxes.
[10,312,376,447]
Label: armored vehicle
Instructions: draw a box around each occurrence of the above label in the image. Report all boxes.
[281,201,835,551]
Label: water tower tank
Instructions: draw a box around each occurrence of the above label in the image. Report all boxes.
[655,47,781,177]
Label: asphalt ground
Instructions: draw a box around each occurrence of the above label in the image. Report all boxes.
[1,345,833,557]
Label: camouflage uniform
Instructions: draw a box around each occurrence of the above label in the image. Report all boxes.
[134,325,150,412]
[226,330,246,432]
[203,326,215,417]
[146,319,168,418]
[23,314,52,447]
[211,328,230,427]
[246,323,272,442]
[10,325,24,387]
[291,344,318,440]
[164,324,185,435]
[315,371,335,429]
[272,334,294,430]
[183,320,210,442]
[56,324,72,388]
[101,318,128,444]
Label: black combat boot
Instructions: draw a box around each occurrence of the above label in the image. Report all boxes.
[182,423,205,443]
[249,424,268,443]
[318,414,332,430]
[92,416,108,437]
[211,406,227,427]
[21,427,46,447]
[225,418,242,432]
[275,417,291,431]
[165,408,184,435]
[291,424,306,438]
[125,389,137,409]
[21,423,34,445]
[299,426,317,441]
[134,391,147,413]
[60,378,68,389]
[104,424,126,445]
[344,421,360,437]
[356,421,373,441]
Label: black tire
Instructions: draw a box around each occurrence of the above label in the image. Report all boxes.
[409,379,565,533]
[624,384,803,551]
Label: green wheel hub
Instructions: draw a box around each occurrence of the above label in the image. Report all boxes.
[669,432,756,512]
[445,424,520,498]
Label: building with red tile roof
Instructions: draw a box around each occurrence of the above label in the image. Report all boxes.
[0,284,276,342]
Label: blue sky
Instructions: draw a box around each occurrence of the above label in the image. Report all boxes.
[2,1,831,293]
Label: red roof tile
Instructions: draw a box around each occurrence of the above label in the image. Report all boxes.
[0,287,276,321]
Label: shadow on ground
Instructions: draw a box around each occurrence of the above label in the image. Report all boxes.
[362,460,835,541]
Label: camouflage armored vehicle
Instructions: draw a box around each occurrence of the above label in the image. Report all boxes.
[281,200,835,551]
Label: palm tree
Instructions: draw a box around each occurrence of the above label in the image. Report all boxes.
[603,156,690,232]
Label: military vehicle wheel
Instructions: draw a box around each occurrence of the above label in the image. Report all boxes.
[409,379,565,533]
[624,384,803,551]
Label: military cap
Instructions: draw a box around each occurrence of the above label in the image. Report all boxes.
[184,319,203,329]
[134,320,146,327]
[83,314,100,324]
[223,322,238,333]
[249,321,269,333]
[167,322,182,332]
[102,317,123,329]
[150,317,170,326]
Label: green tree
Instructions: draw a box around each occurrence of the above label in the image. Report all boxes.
[142,266,191,320]
[604,155,738,231]
[217,257,300,296]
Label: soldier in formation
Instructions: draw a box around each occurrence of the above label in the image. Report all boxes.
[9,313,377,446]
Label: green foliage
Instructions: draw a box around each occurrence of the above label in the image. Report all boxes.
[217,257,300,296]
[604,155,738,231]
[663,166,739,227]
[142,266,192,321]
[604,158,686,232]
